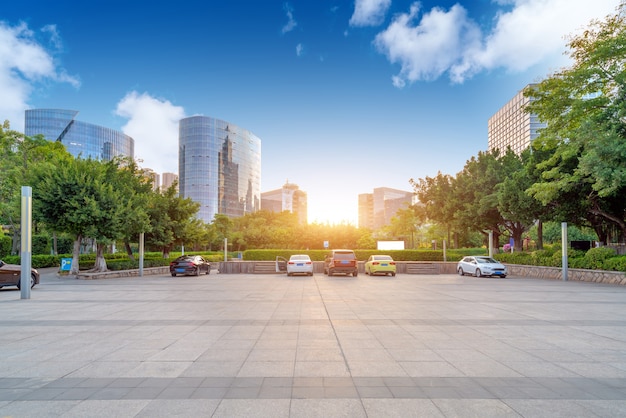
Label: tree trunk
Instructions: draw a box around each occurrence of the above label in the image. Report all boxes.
[125,241,135,261]
[512,229,524,252]
[537,220,543,250]
[93,243,108,272]
[11,228,19,256]
[162,246,170,259]
[70,235,81,275]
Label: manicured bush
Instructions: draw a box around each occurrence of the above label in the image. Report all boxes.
[33,235,50,255]
[2,254,59,269]
[583,247,617,269]
[601,255,626,272]
[0,235,10,258]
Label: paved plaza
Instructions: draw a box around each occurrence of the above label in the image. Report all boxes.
[1,268,626,417]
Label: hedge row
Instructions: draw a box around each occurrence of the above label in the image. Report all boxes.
[3,247,625,272]
[1,251,224,271]
[242,248,487,262]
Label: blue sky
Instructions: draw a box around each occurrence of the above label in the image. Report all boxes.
[1,0,620,224]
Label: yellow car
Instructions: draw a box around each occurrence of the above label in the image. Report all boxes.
[365,255,396,276]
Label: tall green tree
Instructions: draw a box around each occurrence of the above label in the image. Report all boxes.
[0,126,73,254]
[33,158,126,273]
[525,3,626,242]
[111,158,154,260]
[145,184,200,258]
[410,172,459,245]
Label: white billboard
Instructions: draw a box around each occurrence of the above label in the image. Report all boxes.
[377,241,405,250]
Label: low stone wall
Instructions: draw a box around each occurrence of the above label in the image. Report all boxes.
[507,264,626,285]
[70,261,626,286]
[75,266,170,280]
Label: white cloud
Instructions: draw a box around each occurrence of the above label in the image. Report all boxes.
[374,3,481,84]
[350,0,391,27]
[115,91,185,174]
[296,43,304,56]
[282,3,297,34]
[0,21,79,131]
[373,0,619,87]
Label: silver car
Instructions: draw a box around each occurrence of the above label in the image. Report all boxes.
[287,254,313,276]
[457,256,507,278]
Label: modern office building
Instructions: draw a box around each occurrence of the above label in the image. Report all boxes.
[142,168,160,191]
[358,193,374,230]
[488,84,546,154]
[261,182,308,224]
[179,116,261,223]
[358,187,414,230]
[25,109,134,160]
[161,172,178,191]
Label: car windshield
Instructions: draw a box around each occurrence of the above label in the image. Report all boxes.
[334,252,355,260]
[476,257,499,264]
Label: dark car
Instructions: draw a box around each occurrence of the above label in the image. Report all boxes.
[0,260,40,289]
[324,249,358,277]
[169,255,211,277]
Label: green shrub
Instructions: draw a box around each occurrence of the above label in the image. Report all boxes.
[0,235,10,258]
[601,256,626,272]
[107,258,171,270]
[2,254,59,269]
[33,235,50,255]
[583,247,617,269]
[496,252,534,265]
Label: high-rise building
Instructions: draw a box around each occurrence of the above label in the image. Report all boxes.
[358,193,374,230]
[358,187,414,230]
[25,109,134,160]
[488,84,546,154]
[261,182,308,224]
[161,172,178,191]
[179,116,261,223]
[142,169,160,191]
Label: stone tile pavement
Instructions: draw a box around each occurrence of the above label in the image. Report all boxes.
[1,268,626,417]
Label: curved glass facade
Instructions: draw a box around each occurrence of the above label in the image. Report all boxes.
[179,116,261,223]
[25,109,134,160]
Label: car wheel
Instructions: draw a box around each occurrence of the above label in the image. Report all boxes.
[16,274,36,290]
[171,273,176,277]
[195,267,200,276]
[206,268,210,275]
[458,267,464,276]
[475,268,481,277]
[328,270,333,276]
[353,271,358,277]
[501,275,506,278]
[391,272,396,277]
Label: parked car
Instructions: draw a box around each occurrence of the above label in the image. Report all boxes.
[169,255,211,276]
[0,260,40,289]
[286,254,313,276]
[324,249,358,277]
[365,255,396,276]
[457,256,507,278]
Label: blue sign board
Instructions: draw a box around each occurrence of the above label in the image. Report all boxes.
[60,258,72,271]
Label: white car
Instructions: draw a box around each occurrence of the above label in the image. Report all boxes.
[287,254,313,276]
[457,256,507,278]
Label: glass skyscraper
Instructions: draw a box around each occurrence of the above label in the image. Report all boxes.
[24,109,134,160]
[179,116,261,223]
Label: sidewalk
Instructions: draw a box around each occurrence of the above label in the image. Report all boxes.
[1,271,626,417]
